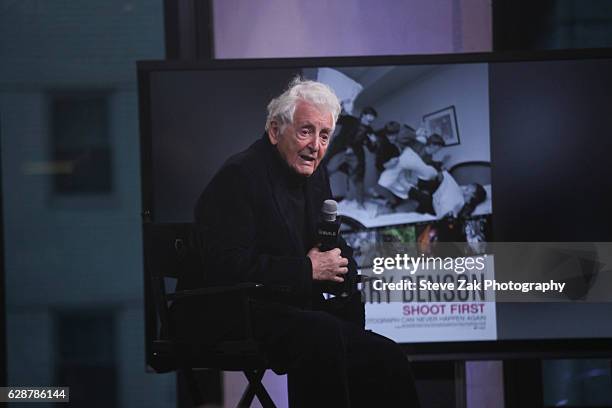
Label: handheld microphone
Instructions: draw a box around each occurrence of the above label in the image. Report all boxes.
[317,200,351,297]
[317,200,340,251]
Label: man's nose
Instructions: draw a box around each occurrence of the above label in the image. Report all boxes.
[307,133,322,152]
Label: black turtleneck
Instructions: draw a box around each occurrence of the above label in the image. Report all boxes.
[270,145,310,253]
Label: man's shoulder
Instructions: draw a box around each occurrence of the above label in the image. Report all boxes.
[195,138,268,216]
[216,137,269,179]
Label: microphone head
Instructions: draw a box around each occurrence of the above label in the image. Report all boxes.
[321,199,338,222]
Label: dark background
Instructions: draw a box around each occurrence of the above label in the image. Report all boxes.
[489,58,612,341]
[150,69,299,222]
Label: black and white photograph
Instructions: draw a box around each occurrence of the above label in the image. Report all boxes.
[307,64,493,231]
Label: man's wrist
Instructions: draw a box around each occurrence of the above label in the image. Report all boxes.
[304,255,313,279]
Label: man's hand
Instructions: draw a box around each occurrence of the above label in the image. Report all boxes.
[307,247,349,283]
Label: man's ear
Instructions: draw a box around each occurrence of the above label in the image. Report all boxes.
[268,121,281,145]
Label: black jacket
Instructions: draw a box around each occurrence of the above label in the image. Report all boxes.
[171,135,363,343]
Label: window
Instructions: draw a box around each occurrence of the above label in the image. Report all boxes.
[55,311,117,407]
[50,92,112,195]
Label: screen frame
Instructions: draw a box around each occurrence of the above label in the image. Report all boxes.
[137,48,612,361]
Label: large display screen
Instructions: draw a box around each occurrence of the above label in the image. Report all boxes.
[140,53,612,354]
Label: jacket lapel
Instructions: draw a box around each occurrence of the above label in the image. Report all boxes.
[268,167,302,254]
[259,137,303,255]
[259,134,325,254]
[304,176,320,249]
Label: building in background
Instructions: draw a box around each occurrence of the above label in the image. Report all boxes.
[0,1,175,407]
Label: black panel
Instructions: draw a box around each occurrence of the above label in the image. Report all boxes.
[137,50,612,358]
[490,58,612,241]
[149,68,299,222]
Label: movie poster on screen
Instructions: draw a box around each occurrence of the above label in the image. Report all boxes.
[363,255,497,343]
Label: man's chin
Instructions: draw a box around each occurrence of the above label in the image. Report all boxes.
[294,164,316,177]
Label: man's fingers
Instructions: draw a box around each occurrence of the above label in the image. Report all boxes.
[339,257,349,266]
[333,276,345,283]
[336,267,348,274]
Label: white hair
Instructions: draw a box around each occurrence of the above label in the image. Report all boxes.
[265,76,341,133]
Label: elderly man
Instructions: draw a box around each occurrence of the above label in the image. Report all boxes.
[173,77,419,407]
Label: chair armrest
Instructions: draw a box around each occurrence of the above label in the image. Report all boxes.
[167,282,292,301]
[166,282,264,301]
[166,282,292,340]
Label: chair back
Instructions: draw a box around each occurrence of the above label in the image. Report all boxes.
[143,222,201,371]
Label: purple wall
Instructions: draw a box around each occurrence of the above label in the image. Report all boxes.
[212,0,491,58]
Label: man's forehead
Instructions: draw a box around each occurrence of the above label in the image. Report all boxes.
[294,101,334,127]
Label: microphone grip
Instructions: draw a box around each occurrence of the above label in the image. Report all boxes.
[317,219,352,297]
[317,219,340,252]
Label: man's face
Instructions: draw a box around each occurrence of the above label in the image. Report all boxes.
[425,144,442,156]
[268,101,334,177]
[397,127,416,146]
[360,113,375,126]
